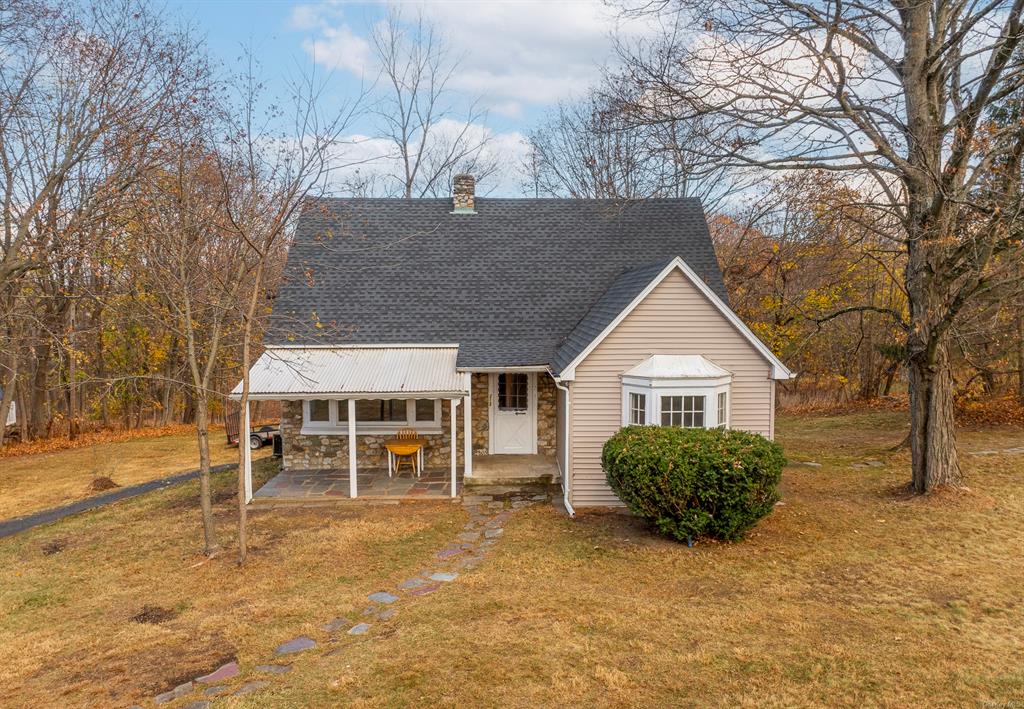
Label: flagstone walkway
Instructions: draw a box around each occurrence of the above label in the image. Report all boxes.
[138,485,553,708]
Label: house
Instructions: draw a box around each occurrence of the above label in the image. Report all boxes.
[232,175,793,512]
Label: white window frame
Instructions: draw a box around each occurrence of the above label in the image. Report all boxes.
[661,394,706,428]
[716,391,729,429]
[628,391,646,425]
[301,398,442,435]
[621,372,731,430]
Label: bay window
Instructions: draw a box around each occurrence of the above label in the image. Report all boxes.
[620,355,732,430]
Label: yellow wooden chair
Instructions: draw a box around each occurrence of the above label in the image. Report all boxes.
[386,428,423,478]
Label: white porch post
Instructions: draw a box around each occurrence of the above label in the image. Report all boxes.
[348,399,357,498]
[450,397,460,498]
[463,373,472,478]
[242,400,253,503]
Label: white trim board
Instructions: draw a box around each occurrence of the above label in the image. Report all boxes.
[557,257,795,381]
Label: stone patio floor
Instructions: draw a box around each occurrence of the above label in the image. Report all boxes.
[252,468,463,501]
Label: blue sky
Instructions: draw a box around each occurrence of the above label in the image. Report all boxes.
[165,1,652,195]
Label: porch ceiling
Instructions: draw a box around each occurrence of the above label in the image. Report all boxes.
[231,346,467,400]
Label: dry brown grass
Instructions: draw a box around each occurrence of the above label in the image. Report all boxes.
[229,412,1023,709]
[1,412,1022,708]
[0,458,465,707]
[0,430,269,519]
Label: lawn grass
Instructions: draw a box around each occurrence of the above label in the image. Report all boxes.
[0,458,465,707]
[1,411,1022,708]
[229,412,1024,709]
[0,430,269,519]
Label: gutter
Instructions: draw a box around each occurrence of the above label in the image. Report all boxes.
[552,376,576,518]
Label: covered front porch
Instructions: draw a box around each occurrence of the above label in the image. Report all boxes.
[233,346,474,503]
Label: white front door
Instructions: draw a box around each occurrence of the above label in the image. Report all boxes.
[490,372,537,454]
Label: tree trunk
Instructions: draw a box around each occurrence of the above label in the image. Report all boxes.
[67,299,78,441]
[182,392,195,424]
[194,397,219,555]
[237,399,249,565]
[29,340,51,439]
[160,337,178,426]
[907,341,962,493]
[95,305,109,427]
[1017,310,1024,405]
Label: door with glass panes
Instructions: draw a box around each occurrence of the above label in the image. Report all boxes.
[489,372,537,454]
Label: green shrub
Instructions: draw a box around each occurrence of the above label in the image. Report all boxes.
[601,426,785,542]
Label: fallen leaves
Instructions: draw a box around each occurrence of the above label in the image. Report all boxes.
[0,424,220,459]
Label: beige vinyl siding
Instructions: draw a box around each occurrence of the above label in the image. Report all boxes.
[569,269,774,508]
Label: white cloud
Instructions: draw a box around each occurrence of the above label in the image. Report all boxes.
[325,121,529,196]
[300,22,373,76]
[288,4,321,31]
[294,1,656,109]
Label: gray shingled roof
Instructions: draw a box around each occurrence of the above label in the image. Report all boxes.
[266,197,727,369]
[550,260,671,375]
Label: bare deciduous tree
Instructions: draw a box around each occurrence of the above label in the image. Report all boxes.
[523,85,744,211]
[217,55,364,564]
[369,9,498,198]
[0,0,206,441]
[615,0,1024,492]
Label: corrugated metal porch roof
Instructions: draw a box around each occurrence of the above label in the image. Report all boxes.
[231,346,467,399]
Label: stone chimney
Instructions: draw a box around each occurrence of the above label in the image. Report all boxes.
[452,173,476,214]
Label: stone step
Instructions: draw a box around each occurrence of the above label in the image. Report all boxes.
[464,474,554,486]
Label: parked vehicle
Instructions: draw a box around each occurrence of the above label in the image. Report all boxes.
[225,411,279,450]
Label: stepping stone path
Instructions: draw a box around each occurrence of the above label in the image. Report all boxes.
[321,617,349,633]
[144,485,551,706]
[274,636,316,655]
[233,681,267,696]
[155,681,192,704]
[196,661,239,684]
[255,664,292,674]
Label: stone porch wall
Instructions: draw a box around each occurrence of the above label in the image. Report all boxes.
[281,400,459,470]
[280,372,558,471]
[537,373,557,456]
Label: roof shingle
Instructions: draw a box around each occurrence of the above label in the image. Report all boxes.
[266,197,727,369]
